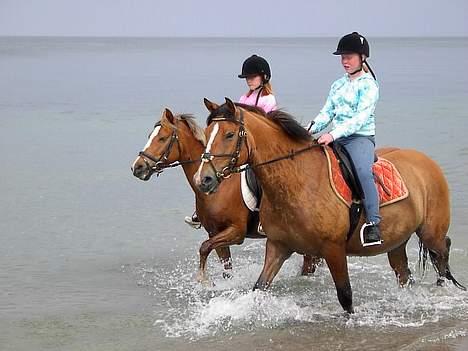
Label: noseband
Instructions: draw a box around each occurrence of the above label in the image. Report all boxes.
[138,127,183,176]
[201,110,248,182]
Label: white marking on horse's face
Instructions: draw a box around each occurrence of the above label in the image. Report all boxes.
[143,125,161,151]
[132,125,161,170]
[194,123,219,185]
[205,123,219,154]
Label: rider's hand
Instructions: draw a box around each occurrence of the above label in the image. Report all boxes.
[317,133,334,146]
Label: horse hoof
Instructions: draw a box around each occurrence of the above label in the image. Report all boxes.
[301,267,316,276]
[222,271,233,280]
[436,278,445,287]
[197,276,214,287]
[204,280,215,287]
[196,272,211,285]
[399,275,415,288]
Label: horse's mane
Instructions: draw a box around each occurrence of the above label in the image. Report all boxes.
[206,103,312,142]
[161,113,206,146]
[179,114,207,146]
[165,114,206,146]
[266,110,312,142]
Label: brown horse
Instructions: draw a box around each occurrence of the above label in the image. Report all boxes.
[131,109,319,282]
[194,98,466,313]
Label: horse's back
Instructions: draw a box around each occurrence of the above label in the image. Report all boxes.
[379,148,448,187]
[379,147,450,221]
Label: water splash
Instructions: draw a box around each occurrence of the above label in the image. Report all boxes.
[133,239,468,340]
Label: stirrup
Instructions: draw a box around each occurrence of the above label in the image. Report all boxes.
[360,222,383,247]
[257,222,266,236]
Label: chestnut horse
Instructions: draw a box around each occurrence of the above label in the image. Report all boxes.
[132,109,318,281]
[194,98,465,313]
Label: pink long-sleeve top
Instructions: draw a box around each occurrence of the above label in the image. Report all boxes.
[239,88,277,113]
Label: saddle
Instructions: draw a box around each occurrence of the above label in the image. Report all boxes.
[325,144,409,240]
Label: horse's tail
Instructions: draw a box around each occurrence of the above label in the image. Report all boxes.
[418,239,430,277]
[418,238,467,291]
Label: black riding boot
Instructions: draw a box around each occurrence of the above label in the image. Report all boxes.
[184,211,201,229]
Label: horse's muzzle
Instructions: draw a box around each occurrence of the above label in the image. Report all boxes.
[199,175,219,194]
[132,163,152,181]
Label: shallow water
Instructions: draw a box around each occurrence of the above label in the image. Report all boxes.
[1,37,467,350]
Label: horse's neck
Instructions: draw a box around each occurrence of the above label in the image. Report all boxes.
[247,119,326,201]
[179,132,205,195]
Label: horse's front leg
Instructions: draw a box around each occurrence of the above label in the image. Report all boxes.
[253,239,292,290]
[323,244,354,313]
[197,226,245,282]
[214,246,233,279]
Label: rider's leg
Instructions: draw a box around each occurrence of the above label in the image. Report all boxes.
[185,209,201,229]
[339,135,382,246]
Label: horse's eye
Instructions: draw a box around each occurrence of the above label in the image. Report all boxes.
[226,132,235,139]
[158,136,167,142]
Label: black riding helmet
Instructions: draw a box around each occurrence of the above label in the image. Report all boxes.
[333,32,376,79]
[333,32,370,58]
[238,55,271,83]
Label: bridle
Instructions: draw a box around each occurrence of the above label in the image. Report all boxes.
[200,107,322,183]
[138,124,198,177]
[201,109,248,182]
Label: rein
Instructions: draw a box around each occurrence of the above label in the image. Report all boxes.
[138,127,199,176]
[203,108,322,180]
[234,143,322,173]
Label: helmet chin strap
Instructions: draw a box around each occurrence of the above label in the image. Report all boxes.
[349,66,363,76]
[348,56,376,80]
[349,55,364,76]
[255,86,264,106]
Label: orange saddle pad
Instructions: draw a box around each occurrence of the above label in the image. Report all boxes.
[323,147,409,208]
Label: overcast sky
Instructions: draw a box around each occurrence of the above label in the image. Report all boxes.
[1,0,467,37]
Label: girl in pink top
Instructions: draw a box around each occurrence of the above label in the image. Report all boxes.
[184,55,277,229]
[238,55,277,113]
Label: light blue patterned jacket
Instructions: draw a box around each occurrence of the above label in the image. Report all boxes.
[310,72,379,140]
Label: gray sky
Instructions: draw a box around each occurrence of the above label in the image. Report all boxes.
[1,0,467,37]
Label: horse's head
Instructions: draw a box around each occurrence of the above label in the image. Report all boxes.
[132,108,182,181]
[194,97,251,194]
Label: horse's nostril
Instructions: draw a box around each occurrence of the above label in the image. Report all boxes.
[202,176,214,186]
[133,163,144,175]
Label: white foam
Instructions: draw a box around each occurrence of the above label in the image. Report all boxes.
[133,239,468,340]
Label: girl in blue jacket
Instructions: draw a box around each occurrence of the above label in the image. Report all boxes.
[309,32,382,247]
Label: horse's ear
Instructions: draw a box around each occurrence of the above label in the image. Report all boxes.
[163,108,175,123]
[204,98,219,112]
[224,97,236,114]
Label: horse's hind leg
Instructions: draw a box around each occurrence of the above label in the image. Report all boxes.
[387,240,413,287]
[417,230,467,290]
[253,239,291,290]
[417,227,449,282]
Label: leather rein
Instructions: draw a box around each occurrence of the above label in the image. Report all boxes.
[201,109,322,182]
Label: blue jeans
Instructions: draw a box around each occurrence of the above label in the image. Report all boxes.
[335,135,381,224]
